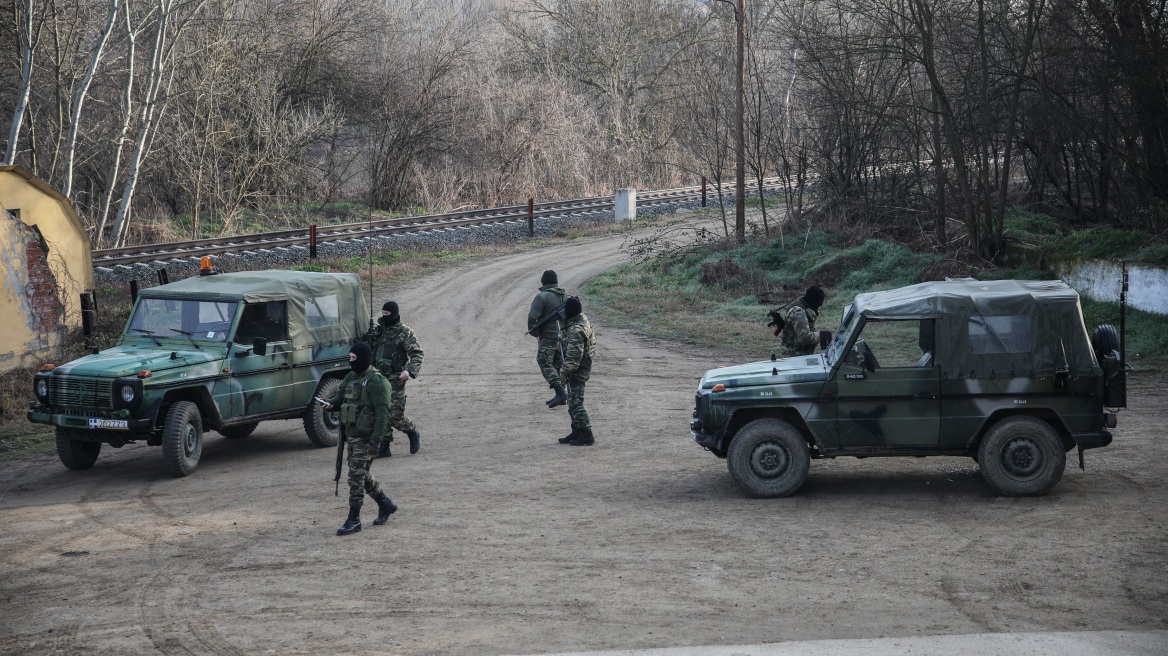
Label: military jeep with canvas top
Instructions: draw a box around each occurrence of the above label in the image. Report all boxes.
[29,269,368,476]
[690,279,1126,497]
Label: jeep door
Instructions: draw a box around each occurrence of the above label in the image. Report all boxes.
[221,301,295,417]
[834,319,941,447]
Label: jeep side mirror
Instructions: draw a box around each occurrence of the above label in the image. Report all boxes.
[253,337,267,356]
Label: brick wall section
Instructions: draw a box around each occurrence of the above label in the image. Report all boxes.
[25,239,62,333]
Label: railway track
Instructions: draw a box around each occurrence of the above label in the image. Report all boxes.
[92,179,782,268]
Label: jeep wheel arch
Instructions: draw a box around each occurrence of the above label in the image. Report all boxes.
[971,408,1074,454]
[160,387,221,432]
[724,407,820,454]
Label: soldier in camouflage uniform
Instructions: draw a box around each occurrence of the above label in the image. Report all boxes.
[322,342,397,536]
[367,301,424,458]
[771,286,826,357]
[528,270,568,408]
[557,297,596,446]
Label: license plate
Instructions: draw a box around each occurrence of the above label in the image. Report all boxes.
[88,418,128,430]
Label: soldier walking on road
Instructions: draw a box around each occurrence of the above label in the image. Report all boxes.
[528,270,568,408]
[368,301,424,458]
[557,297,596,446]
[322,342,398,536]
[770,286,828,357]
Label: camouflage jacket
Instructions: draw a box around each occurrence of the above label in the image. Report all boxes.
[368,322,424,378]
[528,285,567,339]
[561,314,595,376]
[325,368,391,439]
[779,298,819,356]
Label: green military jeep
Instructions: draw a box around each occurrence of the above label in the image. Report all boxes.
[29,270,369,476]
[691,279,1127,497]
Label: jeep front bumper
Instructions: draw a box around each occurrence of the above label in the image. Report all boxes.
[27,409,154,433]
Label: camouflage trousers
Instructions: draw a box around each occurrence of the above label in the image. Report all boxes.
[346,435,385,509]
[537,337,564,387]
[382,383,416,442]
[565,356,592,430]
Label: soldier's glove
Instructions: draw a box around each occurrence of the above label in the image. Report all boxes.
[819,330,833,351]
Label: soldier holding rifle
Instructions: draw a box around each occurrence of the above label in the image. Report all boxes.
[321,342,398,536]
[528,270,568,408]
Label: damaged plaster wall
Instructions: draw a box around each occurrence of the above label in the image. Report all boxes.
[0,208,66,369]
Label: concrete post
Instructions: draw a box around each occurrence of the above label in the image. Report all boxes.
[614,188,636,221]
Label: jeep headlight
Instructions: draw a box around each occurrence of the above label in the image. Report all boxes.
[120,384,136,404]
[35,378,48,400]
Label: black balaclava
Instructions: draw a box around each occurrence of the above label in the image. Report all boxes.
[564,296,582,320]
[350,342,373,374]
[804,286,826,311]
[379,301,400,327]
[541,270,558,286]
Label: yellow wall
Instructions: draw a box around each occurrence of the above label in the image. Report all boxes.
[0,166,94,370]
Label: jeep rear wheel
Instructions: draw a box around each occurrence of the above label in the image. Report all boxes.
[162,401,203,477]
[55,428,101,470]
[978,416,1065,496]
[303,377,340,447]
[218,422,258,439]
[727,419,810,498]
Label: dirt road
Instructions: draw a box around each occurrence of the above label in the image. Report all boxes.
[2,228,1166,655]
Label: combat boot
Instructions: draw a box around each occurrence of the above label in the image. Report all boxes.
[336,507,361,536]
[372,492,398,526]
[559,427,578,444]
[406,429,421,454]
[546,383,567,408]
[569,428,594,446]
[376,439,391,459]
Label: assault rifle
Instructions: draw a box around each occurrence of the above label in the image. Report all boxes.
[334,424,345,496]
[526,295,579,337]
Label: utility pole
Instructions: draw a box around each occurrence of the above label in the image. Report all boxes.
[734,0,746,244]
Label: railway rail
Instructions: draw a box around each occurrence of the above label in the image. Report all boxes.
[92,179,782,268]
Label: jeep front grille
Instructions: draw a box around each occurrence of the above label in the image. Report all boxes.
[695,392,709,425]
[49,377,112,410]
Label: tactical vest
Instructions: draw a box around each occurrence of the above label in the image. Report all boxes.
[339,371,378,437]
[375,326,410,373]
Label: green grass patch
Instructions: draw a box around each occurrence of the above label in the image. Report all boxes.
[586,231,937,359]
[1004,208,1168,265]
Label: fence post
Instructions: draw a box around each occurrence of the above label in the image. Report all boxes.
[701,176,707,207]
[528,198,534,238]
[130,279,138,303]
[309,224,318,259]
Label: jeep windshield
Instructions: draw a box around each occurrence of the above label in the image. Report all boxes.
[126,298,239,343]
[825,304,859,365]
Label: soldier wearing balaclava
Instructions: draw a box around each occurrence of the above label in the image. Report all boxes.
[367,301,425,457]
[321,342,398,535]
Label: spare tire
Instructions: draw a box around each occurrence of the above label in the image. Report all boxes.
[1091,324,1120,359]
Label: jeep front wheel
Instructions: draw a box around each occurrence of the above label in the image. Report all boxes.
[978,416,1065,496]
[162,401,203,477]
[726,419,810,498]
[55,428,101,470]
[303,377,340,447]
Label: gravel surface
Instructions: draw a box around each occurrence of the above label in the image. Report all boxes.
[92,197,712,286]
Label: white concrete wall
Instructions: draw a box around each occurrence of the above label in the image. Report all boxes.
[1056,259,1168,315]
